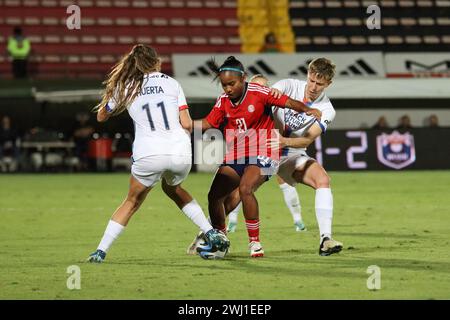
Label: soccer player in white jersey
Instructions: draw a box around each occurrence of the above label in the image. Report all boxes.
[226,74,307,233]
[269,58,343,256]
[87,44,229,263]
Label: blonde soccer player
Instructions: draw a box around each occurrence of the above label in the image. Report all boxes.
[269,58,343,255]
[87,44,229,263]
[225,59,342,256]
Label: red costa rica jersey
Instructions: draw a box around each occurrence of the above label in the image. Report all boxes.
[206,82,289,162]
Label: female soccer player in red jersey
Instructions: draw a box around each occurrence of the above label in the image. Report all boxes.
[190,56,321,257]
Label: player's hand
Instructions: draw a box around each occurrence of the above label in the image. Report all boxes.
[267,135,287,150]
[306,108,322,120]
[269,88,283,99]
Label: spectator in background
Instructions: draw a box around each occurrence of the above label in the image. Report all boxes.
[71,112,95,171]
[372,116,389,130]
[428,114,440,128]
[396,115,413,130]
[7,27,31,78]
[0,115,20,172]
[259,32,282,53]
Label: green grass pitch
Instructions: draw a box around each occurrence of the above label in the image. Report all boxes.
[0,171,449,300]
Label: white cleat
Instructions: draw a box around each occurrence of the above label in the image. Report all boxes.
[249,241,264,258]
[319,237,343,256]
[186,231,206,255]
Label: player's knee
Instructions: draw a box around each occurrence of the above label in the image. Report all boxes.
[315,173,331,188]
[239,183,253,198]
[208,189,221,203]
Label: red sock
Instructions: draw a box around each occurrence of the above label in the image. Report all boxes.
[245,219,260,242]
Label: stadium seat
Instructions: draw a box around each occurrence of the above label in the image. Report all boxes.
[349,36,367,44]
[136,36,152,44]
[44,35,61,43]
[63,36,79,44]
[423,35,440,44]
[81,36,98,44]
[29,35,43,43]
[41,0,58,7]
[307,1,324,8]
[398,0,415,7]
[418,18,435,26]
[78,0,94,7]
[417,1,434,7]
[295,36,311,45]
[327,18,344,26]
[132,1,149,8]
[309,18,325,27]
[186,1,203,7]
[436,0,450,7]
[343,1,359,8]
[405,36,422,44]
[387,35,404,44]
[24,17,41,25]
[313,36,330,45]
[368,36,385,45]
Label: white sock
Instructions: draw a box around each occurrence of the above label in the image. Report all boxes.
[315,188,333,243]
[228,202,241,224]
[182,200,213,234]
[279,183,302,223]
[97,220,125,253]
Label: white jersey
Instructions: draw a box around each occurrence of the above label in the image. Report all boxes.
[272,79,335,155]
[106,72,191,161]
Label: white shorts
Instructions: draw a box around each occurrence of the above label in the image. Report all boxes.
[131,154,192,188]
[276,151,314,186]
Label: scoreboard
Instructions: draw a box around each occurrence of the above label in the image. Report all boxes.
[309,128,450,170]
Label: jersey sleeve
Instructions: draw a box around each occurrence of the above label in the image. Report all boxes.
[205,97,226,128]
[316,104,336,133]
[177,82,189,111]
[266,92,289,108]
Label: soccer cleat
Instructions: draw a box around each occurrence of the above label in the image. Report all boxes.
[197,229,231,260]
[249,241,264,258]
[227,221,237,233]
[319,237,343,256]
[294,221,307,232]
[186,231,207,255]
[86,249,106,263]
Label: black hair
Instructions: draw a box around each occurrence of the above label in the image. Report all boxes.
[13,27,22,36]
[208,56,245,81]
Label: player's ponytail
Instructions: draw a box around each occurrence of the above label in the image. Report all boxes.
[208,56,245,81]
[94,44,161,116]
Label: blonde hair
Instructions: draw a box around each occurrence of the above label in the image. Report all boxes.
[308,58,336,82]
[95,44,161,116]
[249,74,268,86]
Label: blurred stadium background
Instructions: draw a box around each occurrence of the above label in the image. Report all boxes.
[1,0,450,300]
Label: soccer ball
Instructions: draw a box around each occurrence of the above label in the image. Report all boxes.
[197,229,230,260]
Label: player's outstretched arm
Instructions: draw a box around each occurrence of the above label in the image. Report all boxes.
[285,98,322,120]
[97,106,111,122]
[269,123,323,150]
[180,109,193,133]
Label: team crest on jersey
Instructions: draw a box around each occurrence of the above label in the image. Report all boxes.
[248,105,255,113]
[376,131,416,169]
